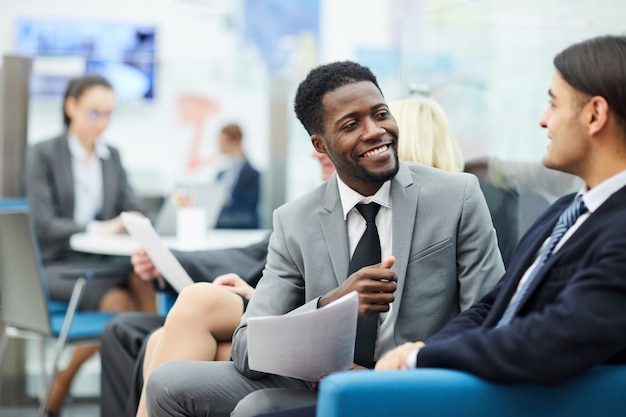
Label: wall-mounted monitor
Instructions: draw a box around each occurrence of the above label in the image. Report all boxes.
[14,19,157,100]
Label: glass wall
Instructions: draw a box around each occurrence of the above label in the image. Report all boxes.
[394,0,624,263]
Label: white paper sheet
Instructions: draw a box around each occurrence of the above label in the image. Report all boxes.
[121,212,194,293]
[247,291,358,381]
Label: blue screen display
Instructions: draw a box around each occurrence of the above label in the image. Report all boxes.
[15,19,157,100]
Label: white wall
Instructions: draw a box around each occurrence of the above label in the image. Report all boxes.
[0,0,270,196]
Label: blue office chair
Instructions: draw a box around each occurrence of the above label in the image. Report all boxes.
[317,366,626,417]
[157,291,178,316]
[0,201,117,417]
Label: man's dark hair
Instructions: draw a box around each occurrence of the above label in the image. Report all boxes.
[62,74,114,128]
[294,61,382,136]
[554,35,626,135]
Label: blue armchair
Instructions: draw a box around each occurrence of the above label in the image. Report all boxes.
[317,366,626,417]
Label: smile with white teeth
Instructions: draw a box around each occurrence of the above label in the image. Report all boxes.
[362,145,389,158]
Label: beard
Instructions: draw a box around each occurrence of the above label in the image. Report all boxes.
[356,151,399,183]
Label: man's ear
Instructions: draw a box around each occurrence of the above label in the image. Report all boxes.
[311,134,327,154]
[587,96,610,136]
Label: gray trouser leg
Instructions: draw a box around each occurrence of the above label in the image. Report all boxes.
[145,361,312,417]
[232,388,318,417]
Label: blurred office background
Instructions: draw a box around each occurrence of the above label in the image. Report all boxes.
[0,0,624,413]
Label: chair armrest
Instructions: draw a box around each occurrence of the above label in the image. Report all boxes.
[58,264,131,281]
[317,366,626,417]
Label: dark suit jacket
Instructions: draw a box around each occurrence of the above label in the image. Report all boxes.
[216,160,260,229]
[418,187,626,385]
[25,134,145,261]
[156,234,270,294]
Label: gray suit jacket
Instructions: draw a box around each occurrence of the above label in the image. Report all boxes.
[25,134,145,261]
[232,161,505,378]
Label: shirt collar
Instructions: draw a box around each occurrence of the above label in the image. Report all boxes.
[336,175,392,220]
[67,133,110,161]
[578,168,626,213]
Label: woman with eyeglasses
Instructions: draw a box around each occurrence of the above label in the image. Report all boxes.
[25,74,156,416]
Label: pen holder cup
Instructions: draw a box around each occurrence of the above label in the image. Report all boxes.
[176,207,207,250]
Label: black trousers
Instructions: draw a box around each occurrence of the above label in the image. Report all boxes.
[100,312,165,417]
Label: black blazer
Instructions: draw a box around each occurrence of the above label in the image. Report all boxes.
[418,186,626,385]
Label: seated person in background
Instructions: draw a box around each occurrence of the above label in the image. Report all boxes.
[143,60,504,417]
[376,34,626,386]
[100,150,331,417]
[215,123,261,229]
[24,74,155,416]
[389,96,464,172]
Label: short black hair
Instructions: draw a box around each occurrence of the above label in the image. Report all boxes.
[62,74,113,128]
[294,61,382,136]
[555,35,626,135]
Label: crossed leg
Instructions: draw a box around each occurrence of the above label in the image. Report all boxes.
[136,282,245,417]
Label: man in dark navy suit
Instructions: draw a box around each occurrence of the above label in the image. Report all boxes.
[214,123,261,229]
[377,34,626,385]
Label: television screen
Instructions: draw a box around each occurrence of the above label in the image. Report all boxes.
[15,19,157,100]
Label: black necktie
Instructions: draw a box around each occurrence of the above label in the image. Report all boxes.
[349,203,381,368]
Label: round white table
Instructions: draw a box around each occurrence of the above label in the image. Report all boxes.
[70,229,270,256]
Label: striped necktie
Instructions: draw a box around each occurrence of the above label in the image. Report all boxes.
[496,195,588,328]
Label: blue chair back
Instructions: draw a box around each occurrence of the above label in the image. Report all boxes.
[157,291,177,316]
[0,200,115,339]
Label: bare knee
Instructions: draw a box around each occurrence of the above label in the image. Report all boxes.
[145,327,164,357]
[167,283,225,321]
[99,287,135,312]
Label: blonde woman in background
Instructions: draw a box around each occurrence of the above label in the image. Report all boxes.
[389,96,464,172]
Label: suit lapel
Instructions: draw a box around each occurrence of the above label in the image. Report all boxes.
[390,163,418,317]
[319,175,351,286]
[513,193,602,312]
[100,149,116,219]
[485,198,564,324]
[55,135,75,218]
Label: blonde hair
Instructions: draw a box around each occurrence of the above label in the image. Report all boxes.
[389,97,464,172]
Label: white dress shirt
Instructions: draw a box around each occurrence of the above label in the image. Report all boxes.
[68,134,110,231]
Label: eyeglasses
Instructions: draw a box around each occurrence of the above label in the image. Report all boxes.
[84,109,113,123]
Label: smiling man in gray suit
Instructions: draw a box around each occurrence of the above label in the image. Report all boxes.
[145,61,504,417]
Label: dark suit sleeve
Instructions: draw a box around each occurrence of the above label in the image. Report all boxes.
[25,142,86,245]
[424,279,503,343]
[157,235,269,292]
[417,230,626,385]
